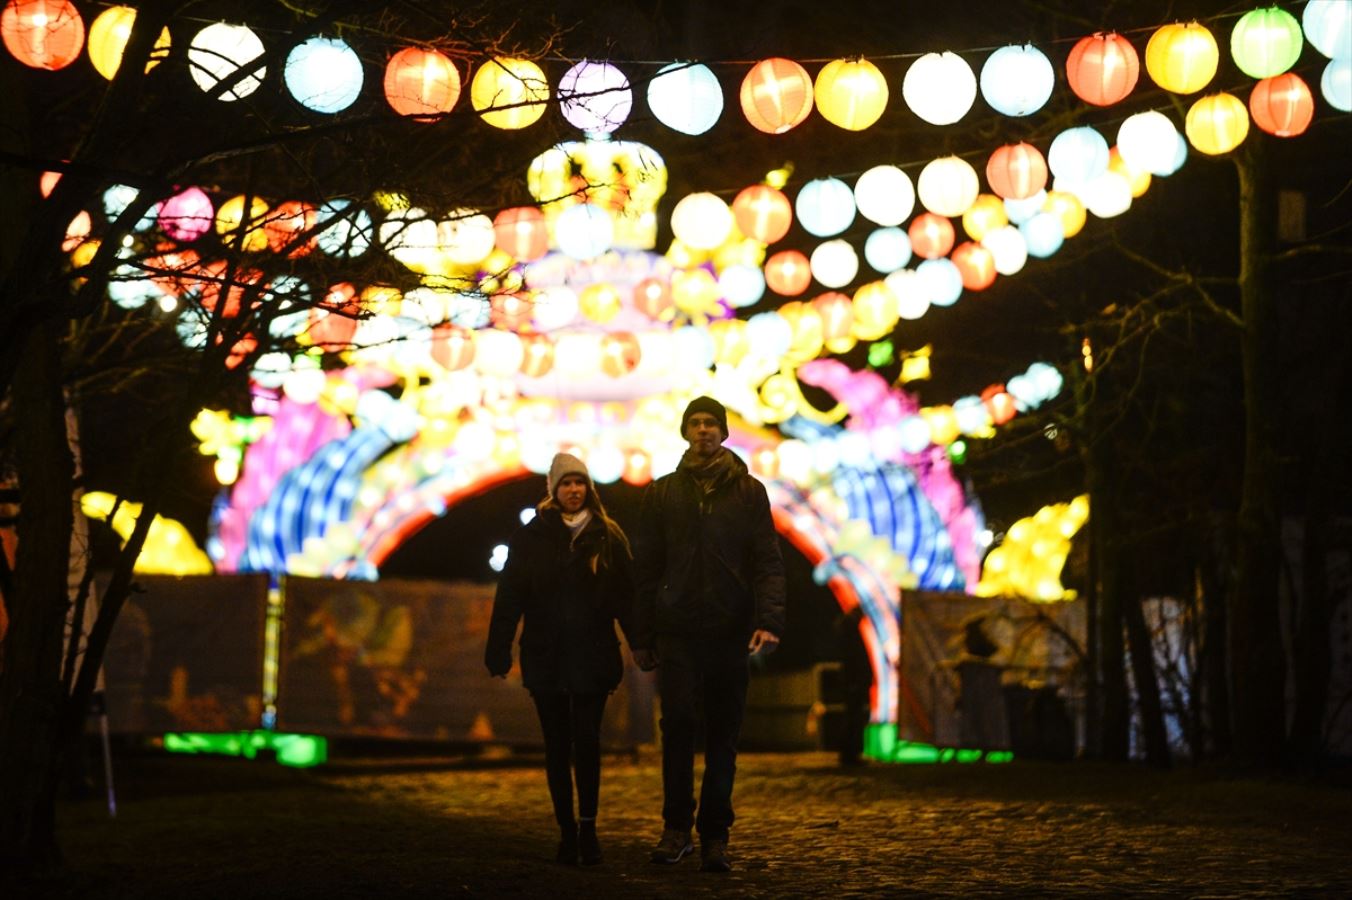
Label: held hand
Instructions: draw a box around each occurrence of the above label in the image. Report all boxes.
[632,648,660,671]
[748,630,780,657]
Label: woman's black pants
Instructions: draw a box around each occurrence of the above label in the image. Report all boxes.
[530,690,608,829]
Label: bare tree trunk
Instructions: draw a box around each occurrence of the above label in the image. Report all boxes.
[1288,479,1331,765]
[1199,529,1232,757]
[1230,138,1286,767]
[1123,597,1171,767]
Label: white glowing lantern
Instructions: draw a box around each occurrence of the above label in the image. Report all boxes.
[917,156,980,217]
[672,325,715,370]
[719,264,766,308]
[531,285,579,331]
[1003,190,1047,225]
[549,333,599,378]
[1021,212,1065,258]
[953,396,992,435]
[747,311,793,360]
[885,268,930,320]
[189,23,266,101]
[439,208,496,265]
[559,60,632,134]
[1323,58,1352,111]
[810,240,859,289]
[979,44,1054,116]
[285,36,364,114]
[1048,126,1110,185]
[1116,111,1183,176]
[902,51,977,125]
[795,177,856,237]
[775,439,813,485]
[648,62,723,135]
[316,199,373,257]
[671,192,734,250]
[1305,0,1352,60]
[1081,171,1133,218]
[854,164,915,226]
[282,356,326,404]
[864,227,912,273]
[916,258,963,307]
[555,203,614,259]
[897,416,933,454]
[633,331,674,378]
[980,225,1028,275]
[587,445,625,484]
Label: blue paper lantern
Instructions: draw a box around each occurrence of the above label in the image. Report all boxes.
[648,62,723,135]
[979,44,1054,116]
[285,36,364,114]
[1020,212,1065,258]
[864,227,912,273]
[916,258,962,307]
[1003,190,1047,225]
[1323,57,1352,111]
[316,199,373,257]
[1048,126,1110,185]
[796,177,857,237]
[1304,0,1352,60]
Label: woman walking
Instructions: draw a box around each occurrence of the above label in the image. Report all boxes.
[485,452,635,865]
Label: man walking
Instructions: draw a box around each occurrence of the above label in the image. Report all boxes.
[631,396,786,873]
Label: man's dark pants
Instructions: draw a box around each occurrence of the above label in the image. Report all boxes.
[656,633,750,842]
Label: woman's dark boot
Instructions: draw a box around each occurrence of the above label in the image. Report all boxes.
[556,824,579,865]
[578,820,602,865]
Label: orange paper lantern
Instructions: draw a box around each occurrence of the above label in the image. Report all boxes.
[981,384,1017,425]
[384,46,461,120]
[493,206,549,261]
[732,184,792,244]
[764,249,812,296]
[740,57,814,134]
[986,143,1048,200]
[811,292,854,342]
[518,333,555,377]
[633,276,673,319]
[908,213,955,259]
[489,292,533,331]
[308,283,361,350]
[265,201,318,256]
[599,331,641,377]
[2,0,84,70]
[951,242,996,291]
[1249,72,1314,137]
[1066,32,1139,106]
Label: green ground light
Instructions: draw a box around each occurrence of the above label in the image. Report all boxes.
[863,723,1013,764]
[164,731,328,768]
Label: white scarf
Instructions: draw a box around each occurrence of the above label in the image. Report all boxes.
[561,509,592,547]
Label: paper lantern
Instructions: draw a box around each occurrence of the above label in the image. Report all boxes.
[384,47,460,119]
[489,292,534,331]
[765,249,812,296]
[1108,148,1151,197]
[1003,190,1047,225]
[732,184,792,244]
[740,57,814,134]
[986,143,1048,200]
[814,57,889,130]
[1066,32,1139,106]
[1230,6,1302,79]
[854,165,915,227]
[917,156,979,217]
[1020,212,1065,258]
[671,268,719,317]
[189,23,266,101]
[555,203,613,259]
[599,332,641,377]
[746,311,793,359]
[315,199,373,257]
[575,283,620,324]
[1048,126,1110,185]
[559,60,632,134]
[810,240,859,289]
[647,62,723,135]
[265,200,317,255]
[812,292,854,343]
[916,258,963,307]
[158,187,214,242]
[672,192,734,250]
[1322,58,1352,111]
[1186,92,1249,155]
[710,319,750,366]
[719,264,766,308]
[1116,111,1182,176]
[864,227,911,273]
[951,242,996,291]
[439,208,496,266]
[472,57,549,129]
[851,281,898,340]
[962,194,1009,241]
[1080,171,1132,218]
[1304,0,1352,60]
[2,0,83,70]
[1043,190,1086,238]
[1146,22,1219,94]
[1248,73,1314,137]
[530,286,578,331]
[492,207,548,260]
[980,44,1054,116]
[796,177,856,237]
[88,5,169,80]
[517,333,555,378]
[885,269,930,320]
[982,385,1017,425]
[909,213,955,259]
[633,277,673,319]
[902,51,977,125]
[286,37,364,114]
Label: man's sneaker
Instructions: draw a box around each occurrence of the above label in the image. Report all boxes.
[649,828,694,864]
[700,838,731,873]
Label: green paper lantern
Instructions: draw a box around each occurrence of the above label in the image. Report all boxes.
[1230,6,1303,79]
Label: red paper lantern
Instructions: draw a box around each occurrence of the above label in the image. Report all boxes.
[951,242,996,291]
[1249,72,1314,138]
[308,284,361,350]
[431,324,476,371]
[384,46,461,120]
[985,143,1049,200]
[493,206,549,261]
[1066,32,1139,106]
[224,334,258,370]
[811,292,853,342]
[265,201,318,256]
[740,58,814,134]
[621,449,652,486]
[599,331,641,377]
[908,213,955,259]
[489,292,533,331]
[518,333,555,377]
[732,184,792,244]
[981,384,1017,425]
[1,0,84,70]
[764,249,812,296]
[633,276,673,319]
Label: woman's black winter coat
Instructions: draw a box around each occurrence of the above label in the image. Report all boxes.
[484,508,634,694]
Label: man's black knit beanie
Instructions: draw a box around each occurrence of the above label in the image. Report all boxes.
[681,396,728,438]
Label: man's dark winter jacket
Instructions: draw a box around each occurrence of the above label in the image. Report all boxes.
[631,448,786,648]
[485,508,633,694]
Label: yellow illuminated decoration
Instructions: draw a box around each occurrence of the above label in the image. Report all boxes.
[976,495,1088,602]
[82,492,214,575]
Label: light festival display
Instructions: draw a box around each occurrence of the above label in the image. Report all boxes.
[22,1,1350,737]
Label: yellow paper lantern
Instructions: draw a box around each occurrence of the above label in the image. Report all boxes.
[961,194,1008,241]
[917,156,980,218]
[710,319,751,366]
[851,281,898,341]
[1185,92,1249,155]
[778,301,825,363]
[1042,191,1086,239]
[216,195,270,252]
[814,57,889,131]
[671,268,720,317]
[579,283,623,323]
[471,57,549,129]
[88,6,170,80]
[1145,22,1219,94]
[671,192,734,251]
[1107,148,1151,197]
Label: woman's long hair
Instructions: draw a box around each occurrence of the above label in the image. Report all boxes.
[538,480,632,567]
